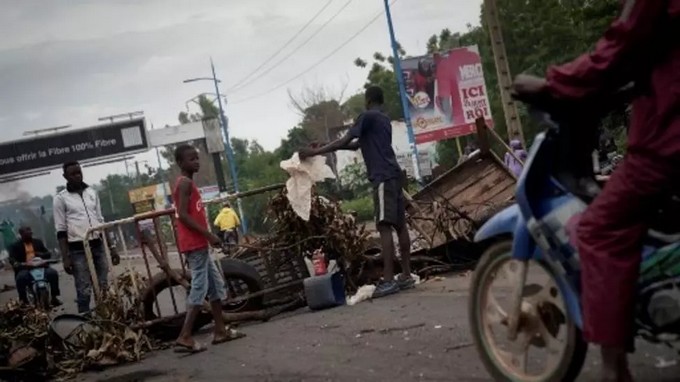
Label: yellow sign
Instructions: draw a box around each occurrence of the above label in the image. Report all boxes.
[128,183,170,211]
[128,185,157,203]
[132,200,155,214]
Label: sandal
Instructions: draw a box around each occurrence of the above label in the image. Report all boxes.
[174,341,206,354]
[212,328,246,345]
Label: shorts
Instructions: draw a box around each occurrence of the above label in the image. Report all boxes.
[185,248,226,306]
[372,177,406,228]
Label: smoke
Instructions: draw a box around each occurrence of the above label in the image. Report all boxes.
[0,181,31,202]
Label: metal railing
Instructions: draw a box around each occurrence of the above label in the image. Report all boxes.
[81,183,286,322]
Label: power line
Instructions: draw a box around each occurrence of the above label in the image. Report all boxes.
[229,0,355,94]
[226,0,335,92]
[231,0,397,105]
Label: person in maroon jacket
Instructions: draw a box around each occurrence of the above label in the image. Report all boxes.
[513,1,679,381]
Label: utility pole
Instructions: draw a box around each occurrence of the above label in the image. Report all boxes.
[134,161,141,182]
[151,124,170,207]
[184,63,248,234]
[484,0,525,146]
[383,0,422,185]
[210,59,247,234]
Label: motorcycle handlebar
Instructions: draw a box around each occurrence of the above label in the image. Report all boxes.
[512,82,636,124]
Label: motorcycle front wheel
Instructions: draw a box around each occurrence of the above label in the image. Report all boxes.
[468,241,587,382]
[36,287,50,311]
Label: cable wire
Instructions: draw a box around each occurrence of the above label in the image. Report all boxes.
[229,0,356,94]
[226,0,335,92]
[231,0,397,105]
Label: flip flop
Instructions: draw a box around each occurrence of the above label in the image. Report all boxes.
[212,328,246,345]
[174,342,206,354]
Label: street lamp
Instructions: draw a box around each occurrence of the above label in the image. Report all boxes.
[183,58,247,234]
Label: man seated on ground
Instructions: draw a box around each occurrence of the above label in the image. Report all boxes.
[213,201,241,244]
[8,226,62,306]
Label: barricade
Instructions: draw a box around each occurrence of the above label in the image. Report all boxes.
[80,183,308,329]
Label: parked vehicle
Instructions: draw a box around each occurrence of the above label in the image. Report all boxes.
[468,96,680,381]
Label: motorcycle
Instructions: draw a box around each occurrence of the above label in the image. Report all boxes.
[27,257,59,310]
[468,95,680,381]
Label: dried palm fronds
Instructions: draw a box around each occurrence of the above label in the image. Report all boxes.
[268,190,370,264]
[0,270,153,380]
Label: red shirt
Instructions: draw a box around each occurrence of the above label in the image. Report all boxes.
[173,176,209,253]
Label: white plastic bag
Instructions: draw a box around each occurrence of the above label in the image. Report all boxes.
[280,153,335,221]
[347,285,377,306]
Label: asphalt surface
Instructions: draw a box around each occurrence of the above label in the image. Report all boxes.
[1,265,679,382]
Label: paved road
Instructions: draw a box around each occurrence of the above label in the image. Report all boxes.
[65,274,679,382]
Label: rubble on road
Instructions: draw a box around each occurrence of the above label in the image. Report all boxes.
[0,271,153,380]
[235,189,481,293]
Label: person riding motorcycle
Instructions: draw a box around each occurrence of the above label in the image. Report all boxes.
[213,201,240,245]
[512,1,679,381]
[8,226,62,307]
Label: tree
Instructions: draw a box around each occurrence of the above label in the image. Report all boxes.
[287,85,353,181]
[341,93,365,122]
[475,0,620,142]
[349,2,622,170]
[352,42,407,121]
[98,174,135,221]
[275,127,314,161]
[339,162,370,198]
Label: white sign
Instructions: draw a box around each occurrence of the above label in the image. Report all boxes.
[147,121,205,147]
[199,185,220,201]
[397,152,432,177]
[203,119,225,154]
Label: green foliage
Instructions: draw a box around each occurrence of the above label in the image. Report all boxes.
[275,127,313,161]
[435,140,460,170]
[341,196,373,222]
[353,1,622,167]
[341,93,365,122]
[98,175,136,221]
[353,43,407,121]
[339,162,370,198]
[476,0,620,141]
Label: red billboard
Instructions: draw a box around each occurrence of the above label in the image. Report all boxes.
[402,45,493,144]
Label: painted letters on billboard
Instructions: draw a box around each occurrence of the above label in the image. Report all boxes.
[402,45,493,144]
[0,119,148,179]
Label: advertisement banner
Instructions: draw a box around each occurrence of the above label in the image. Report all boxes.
[402,45,493,144]
[0,119,147,179]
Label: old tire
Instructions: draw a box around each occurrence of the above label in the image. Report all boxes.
[143,269,212,339]
[468,241,588,382]
[142,259,263,340]
[219,258,264,313]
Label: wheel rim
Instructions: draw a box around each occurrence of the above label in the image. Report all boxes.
[476,252,574,381]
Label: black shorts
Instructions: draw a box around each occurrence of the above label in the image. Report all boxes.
[372,178,406,228]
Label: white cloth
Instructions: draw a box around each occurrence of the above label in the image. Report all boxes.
[280,153,335,221]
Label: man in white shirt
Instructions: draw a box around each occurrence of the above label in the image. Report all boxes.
[53,161,109,313]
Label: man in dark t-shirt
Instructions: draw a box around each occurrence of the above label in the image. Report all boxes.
[299,86,414,298]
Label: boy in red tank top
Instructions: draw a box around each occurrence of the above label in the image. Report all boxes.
[172,144,243,353]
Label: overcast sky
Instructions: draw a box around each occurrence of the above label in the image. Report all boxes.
[0,0,482,201]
